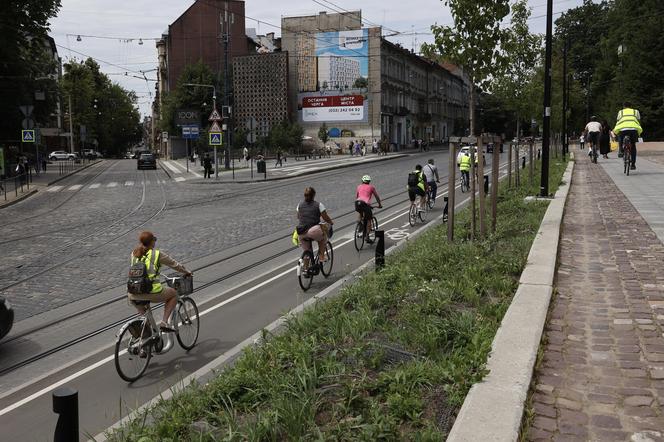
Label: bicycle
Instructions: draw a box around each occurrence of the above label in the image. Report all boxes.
[354,205,379,251]
[426,185,436,210]
[408,196,428,227]
[297,226,334,291]
[460,171,470,193]
[623,135,632,176]
[114,275,199,382]
[591,143,598,164]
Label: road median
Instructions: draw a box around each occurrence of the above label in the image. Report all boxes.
[100,158,569,441]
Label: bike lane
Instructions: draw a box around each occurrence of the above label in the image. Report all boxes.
[0,158,511,441]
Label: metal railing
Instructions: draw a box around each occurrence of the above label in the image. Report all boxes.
[1,169,33,201]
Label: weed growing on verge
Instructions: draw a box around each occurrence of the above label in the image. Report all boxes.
[108,160,568,441]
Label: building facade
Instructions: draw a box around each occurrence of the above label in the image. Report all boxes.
[232,52,289,138]
[318,54,361,90]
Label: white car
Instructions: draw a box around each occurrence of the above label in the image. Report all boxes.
[456,146,485,167]
[49,151,76,161]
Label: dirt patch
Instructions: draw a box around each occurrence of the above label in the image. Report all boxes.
[422,385,456,434]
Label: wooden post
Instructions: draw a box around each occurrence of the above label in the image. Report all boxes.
[470,142,476,240]
[508,140,513,187]
[478,135,486,237]
[447,141,456,241]
[491,136,500,232]
[515,143,521,187]
[529,141,534,186]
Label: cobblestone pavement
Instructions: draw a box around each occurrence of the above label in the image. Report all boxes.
[527,157,664,441]
[0,151,462,321]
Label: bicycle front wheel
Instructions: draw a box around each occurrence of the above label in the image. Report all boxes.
[115,318,151,382]
[176,297,200,350]
[408,204,417,226]
[427,192,435,209]
[419,204,428,222]
[354,221,364,251]
[320,241,334,277]
[367,217,378,243]
[298,250,314,291]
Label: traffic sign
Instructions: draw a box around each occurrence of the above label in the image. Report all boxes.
[22,130,35,143]
[182,125,200,139]
[22,118,35,130]
[209,132,222,146]
[209,121,222,133]
[19,105,34,117]
[208,108,222,121]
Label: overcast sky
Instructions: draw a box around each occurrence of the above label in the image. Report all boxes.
[49,0,585,117]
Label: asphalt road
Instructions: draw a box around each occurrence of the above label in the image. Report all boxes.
[0,149,510,440]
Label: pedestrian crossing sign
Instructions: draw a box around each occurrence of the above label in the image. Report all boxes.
[22,130,35,143]
[209,132,222,146]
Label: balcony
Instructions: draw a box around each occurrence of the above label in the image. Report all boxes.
[395,106,410,116]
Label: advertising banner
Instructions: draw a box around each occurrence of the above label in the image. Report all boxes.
[302,95,364,122]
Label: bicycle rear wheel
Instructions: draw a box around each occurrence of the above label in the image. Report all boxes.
[354,221,364,251]
[427,192,435,209]
[461,176,468,193]
[320,241,334,277]
[624,150,630,175]
[367,217,378,243]
[176,297,199,350]
[298,250,314,291]
[114,318,152,382]
[419,204,428,222]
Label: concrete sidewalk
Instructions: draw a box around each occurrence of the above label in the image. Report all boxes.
[161,152,411,183]
[526,156,664,440]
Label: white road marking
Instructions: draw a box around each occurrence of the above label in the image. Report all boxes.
[88,183,101,189]
[67,184,83,191]
[0,163,513,418]
[46,186,63,192]
[124,181,134,186]
[170,160,203,178]
[174,177,186,182]
[106,182,118,188]
[143,180,150,185]
[163,161,182,174]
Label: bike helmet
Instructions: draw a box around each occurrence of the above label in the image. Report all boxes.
[362,174,371,183]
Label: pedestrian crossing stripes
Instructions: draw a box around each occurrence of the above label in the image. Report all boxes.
[43,178,187,193]
[174,177,186,182]
[124,181,134,186]
[67,184,83,191]
[107,182,118,188]
[89,183,101,189]
[46,185,64,192]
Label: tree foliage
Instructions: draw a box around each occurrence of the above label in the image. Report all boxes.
[269,120,303,151]
[60,58,141,156]
[318,123,329,144]
[0,0,61,141]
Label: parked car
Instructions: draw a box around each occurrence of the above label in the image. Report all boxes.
[137,153,157,170]
[456,145,486,167]
[0,297,14,342]
[49,151,76,161]
[485,143,504,154]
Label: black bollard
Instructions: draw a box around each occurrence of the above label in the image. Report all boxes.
[53,386,78,442]
[375,230,385,270]
[522,156,526,169]
[484,175,489,195]
[443,196,449,222]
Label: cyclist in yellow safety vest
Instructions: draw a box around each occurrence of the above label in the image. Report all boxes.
[459,153,471,185]
[614,101,643,170]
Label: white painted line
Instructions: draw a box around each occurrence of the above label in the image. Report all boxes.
[106,182,118,188]
[143,180,150,185]
[124,181,134,186]
[174,177,186,182]
[46,186,63,192]
[67,184,83,191]
[88,183,101,189]
[163,161,182,174]
[170,160,203,178]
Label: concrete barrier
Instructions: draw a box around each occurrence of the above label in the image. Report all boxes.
[447,159,575,442]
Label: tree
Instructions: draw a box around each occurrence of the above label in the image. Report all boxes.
[423,0,511,136]
[490,0,542,141]
[0,0,62,142]
[353,77,368,89]
[318,123,329,145]
[269,120,303,152]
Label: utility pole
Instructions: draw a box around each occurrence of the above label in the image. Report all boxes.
[562,39,568,160]
[68,95,75,154]
[222,5,233,170]
[540,0,553,197]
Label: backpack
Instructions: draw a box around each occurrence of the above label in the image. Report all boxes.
[407,172,419,187]
[127,255,153,295]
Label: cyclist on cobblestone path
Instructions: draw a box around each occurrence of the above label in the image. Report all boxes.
[614,101,643,170]
[128,231,192,333]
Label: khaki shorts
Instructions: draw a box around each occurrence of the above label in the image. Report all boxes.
[127,287,176,304]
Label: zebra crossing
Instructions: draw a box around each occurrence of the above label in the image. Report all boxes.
[45,179,169,193]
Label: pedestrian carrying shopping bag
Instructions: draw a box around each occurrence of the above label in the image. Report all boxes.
[610,140,618,152]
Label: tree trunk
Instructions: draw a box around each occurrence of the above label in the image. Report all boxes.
[469,81,476,240]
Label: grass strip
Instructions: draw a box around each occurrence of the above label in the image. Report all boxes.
[109,158,569,441]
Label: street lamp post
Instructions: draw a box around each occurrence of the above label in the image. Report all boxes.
[183,83,218,178]
[540,0,553,197]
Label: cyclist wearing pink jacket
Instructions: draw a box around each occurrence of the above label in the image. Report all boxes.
[355,175,382,242]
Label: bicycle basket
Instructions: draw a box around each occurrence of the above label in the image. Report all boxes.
[166,275,193,296]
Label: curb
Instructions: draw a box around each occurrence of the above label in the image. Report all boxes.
[158,160,172,180]
[0,189,38,210]
[95,173,467,441]
[447,158,575,442]
[186,154,409,184]
[47,160,102,186]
